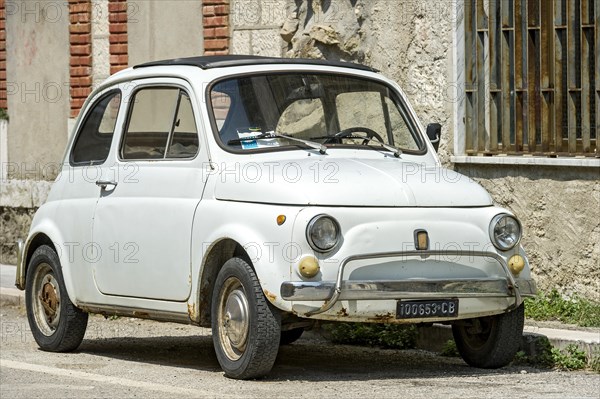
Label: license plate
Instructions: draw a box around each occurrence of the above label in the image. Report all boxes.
[396,299,459,319]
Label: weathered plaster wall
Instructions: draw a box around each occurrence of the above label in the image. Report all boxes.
[5,0,70,180]
[456,164,600,300]
[128,0,203,66]
[231,0,600,300]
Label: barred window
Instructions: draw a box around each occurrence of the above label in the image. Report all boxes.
[464,0,598,157]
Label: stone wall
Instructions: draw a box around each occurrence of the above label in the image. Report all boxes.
[231,0,600,301]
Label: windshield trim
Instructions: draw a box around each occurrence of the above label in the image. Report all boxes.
[205,70,428,157]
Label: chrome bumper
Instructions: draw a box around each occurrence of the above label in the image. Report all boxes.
[15,239,25,290]
[280,250,536,316]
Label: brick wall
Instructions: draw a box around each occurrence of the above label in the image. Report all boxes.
[0,0,6,110]
[109,0,128,74]
[203,0,230,55]
[69,0,93,118]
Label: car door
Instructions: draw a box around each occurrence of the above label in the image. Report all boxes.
[91,78,206,301]
[56,86,124,303]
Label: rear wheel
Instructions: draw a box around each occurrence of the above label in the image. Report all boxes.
[211,258,281,379]
[452,304,524,368]
[25,245,88,352]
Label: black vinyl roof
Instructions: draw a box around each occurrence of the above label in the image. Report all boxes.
[133,55,378,72]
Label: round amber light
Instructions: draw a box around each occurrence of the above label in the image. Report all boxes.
[277,215,286,226]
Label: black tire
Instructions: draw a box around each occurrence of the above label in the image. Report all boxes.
[211,257,281,379]
[280,328,304,346]
[25,245,88,352]
[452,304,524,368]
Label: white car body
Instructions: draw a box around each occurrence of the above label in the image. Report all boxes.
[16,56,535,377]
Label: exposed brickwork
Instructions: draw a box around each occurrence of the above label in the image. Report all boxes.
[109,0,128,75]
[203,0,230,55]
[0,0,6,110]
[69,0,92,118]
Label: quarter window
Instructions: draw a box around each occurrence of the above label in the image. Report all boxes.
[122,87,199,160]
[71,91,121,165]
[166,92,200,158]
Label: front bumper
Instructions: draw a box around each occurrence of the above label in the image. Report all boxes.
[281,249,536,317]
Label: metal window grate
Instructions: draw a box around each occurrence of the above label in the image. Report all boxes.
[464,0,598,157]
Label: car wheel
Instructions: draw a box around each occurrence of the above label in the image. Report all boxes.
[25,245,88,352]
[211,257,281,379]
[280,328,304,346]
[452,304,524,368]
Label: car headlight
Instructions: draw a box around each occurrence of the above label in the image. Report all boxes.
[489,214,522,251]
[306,215,340,252]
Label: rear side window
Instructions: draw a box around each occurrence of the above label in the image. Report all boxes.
[121,87,199,160]
[71,91,121,165]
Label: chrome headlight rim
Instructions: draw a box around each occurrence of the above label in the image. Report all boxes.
[489,213,522,251]
[306,214,341,253]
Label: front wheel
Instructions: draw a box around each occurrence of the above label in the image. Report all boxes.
[25,245,88,352]
[452,304,524,368]
[211,258,281,379]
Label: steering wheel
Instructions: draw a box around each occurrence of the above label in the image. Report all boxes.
[323,127,385,146]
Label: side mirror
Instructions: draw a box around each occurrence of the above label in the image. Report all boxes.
[426,123,442,152]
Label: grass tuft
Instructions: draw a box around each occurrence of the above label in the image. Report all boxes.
[525,289,600,327]
[551,344,588,370]
[439,340,460,357]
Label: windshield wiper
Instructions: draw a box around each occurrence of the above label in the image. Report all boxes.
[363,137,402,158]
[329,135,403,158]
[227,131,327,154]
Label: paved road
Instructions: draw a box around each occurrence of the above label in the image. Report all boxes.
[0,306,598,398]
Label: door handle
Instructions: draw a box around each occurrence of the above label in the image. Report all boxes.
[96,180,118,190]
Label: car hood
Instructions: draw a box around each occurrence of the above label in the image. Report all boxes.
[213,158,492,207]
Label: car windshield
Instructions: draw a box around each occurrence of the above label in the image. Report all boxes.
[209,73,424,153]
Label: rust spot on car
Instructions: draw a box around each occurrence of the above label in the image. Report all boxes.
[369,312,395,322]
[132,311,150,318]
[187,303,196,319]
[337,307,349,317]
[263,290,277,302]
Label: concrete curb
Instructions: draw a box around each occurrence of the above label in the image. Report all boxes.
[0,287,24,307]
[416,323,600,361]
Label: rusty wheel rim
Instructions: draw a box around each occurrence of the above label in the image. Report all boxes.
[217,277,249,361]
[31,263,61,336]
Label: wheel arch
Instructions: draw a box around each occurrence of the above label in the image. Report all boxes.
[20,224,78,304]
[196,238,251,327]
[24,233,58,278]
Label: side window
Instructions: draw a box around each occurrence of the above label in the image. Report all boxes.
[71,91,121,165]
[276,99,325,139]
[122,87,199,160]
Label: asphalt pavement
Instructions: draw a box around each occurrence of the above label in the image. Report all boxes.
[0,305,599,399]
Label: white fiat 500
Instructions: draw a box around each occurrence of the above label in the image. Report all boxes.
[16,55,536,379]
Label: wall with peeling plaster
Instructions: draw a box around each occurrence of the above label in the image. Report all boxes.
[230,0,600,300]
